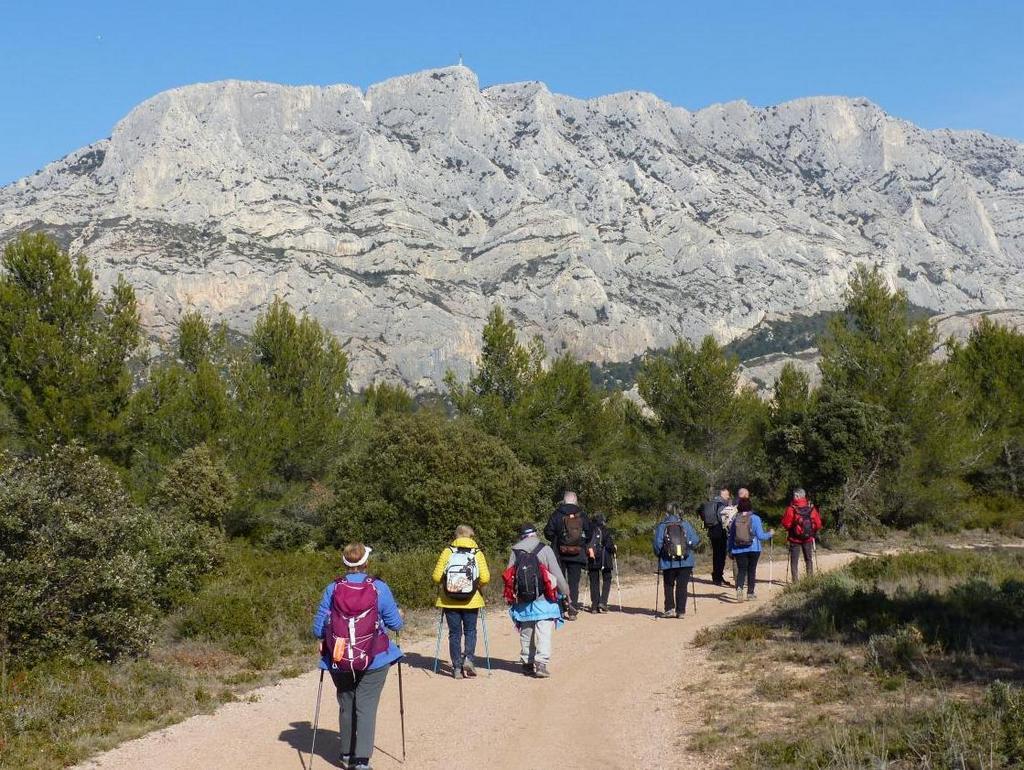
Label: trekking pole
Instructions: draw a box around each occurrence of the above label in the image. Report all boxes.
[431,609,443,674]
[480,608,492,676]
[691,569,698,614]
[768,538,774,587]
[395,635,407,763]
[613,554,623,612]
[654,567,661,618]
[309,668,325,770]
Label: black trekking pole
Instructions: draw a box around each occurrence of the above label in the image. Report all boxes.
[309,668,325,770]
[691,569,698,614]
[654,567,661,618]
[397,657,407,762]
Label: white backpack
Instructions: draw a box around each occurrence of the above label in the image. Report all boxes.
[443,547,480,599]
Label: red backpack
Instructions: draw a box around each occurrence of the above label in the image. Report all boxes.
[321,577,389,673]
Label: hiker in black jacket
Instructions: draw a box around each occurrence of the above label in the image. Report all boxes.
[698,488,734,587]
[544,491,591,618]
[585,514,616,613]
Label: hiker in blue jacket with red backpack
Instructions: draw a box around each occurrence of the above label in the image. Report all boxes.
[727,497,774,602]
[312,542,404,770]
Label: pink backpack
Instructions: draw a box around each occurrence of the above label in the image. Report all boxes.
[322,577,389,673]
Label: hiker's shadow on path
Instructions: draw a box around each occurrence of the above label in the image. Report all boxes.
[400,651,526,676]
[279,721,401,770]
[279,721,338,769]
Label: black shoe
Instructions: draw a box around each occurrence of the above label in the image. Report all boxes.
[521,661,534,676]
[599,604,610,613]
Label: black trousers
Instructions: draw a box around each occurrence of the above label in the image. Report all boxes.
[662,566,693,613]
[710,532,728,584]
[588,568,612,608]
[561,561,583,606]
[734,551,760,595]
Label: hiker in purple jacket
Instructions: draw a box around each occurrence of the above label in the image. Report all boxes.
[312,543,403,770]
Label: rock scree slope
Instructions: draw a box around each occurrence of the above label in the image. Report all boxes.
[2,66,1023,388]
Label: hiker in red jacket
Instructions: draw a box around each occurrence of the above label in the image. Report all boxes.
[780,488,822,581]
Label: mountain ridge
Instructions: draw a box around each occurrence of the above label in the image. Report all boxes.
[2,66,1022,388]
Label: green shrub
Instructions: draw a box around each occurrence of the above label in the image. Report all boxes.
[0,446,159,665]
[323,412,543,551]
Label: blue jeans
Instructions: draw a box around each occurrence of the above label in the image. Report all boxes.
[444,608,479,667]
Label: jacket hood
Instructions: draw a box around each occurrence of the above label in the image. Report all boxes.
[792,498,810,507]
[556,502,581,514]
[450,536,479,549]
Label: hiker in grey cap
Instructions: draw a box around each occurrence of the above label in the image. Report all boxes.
[505,523,570,678]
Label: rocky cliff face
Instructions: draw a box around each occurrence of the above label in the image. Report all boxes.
[2,66,1022,388]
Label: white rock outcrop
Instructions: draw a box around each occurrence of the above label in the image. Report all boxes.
[2,67,1022,388]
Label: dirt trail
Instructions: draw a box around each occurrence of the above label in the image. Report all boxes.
[78,551,859,770]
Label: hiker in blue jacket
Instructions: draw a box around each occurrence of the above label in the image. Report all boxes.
[652,504,701,618]
[312,543,404,770]
[727,497,774,602]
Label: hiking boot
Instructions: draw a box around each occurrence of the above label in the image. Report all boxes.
[566,609,578,621]
[747,592,757,601]
[674,610,685,618]
[462,658,477,678]
[533,662,551,678]
[338,755,352,769]
[521,661,534,676]
[658,609,674,618]
[588,604,599,613]
[736,588,744,602]
[599,604,610,613]
[452,665,463,679]
[350,763,373,770]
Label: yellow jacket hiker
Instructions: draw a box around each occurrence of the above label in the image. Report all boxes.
[432,535,490,609]
[432,526,491,678]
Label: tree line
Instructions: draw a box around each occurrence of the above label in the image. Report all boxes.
[1,232,1023,665]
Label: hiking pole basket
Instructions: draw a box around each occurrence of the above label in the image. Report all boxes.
[309,668,325,770]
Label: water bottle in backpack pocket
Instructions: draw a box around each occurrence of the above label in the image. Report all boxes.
[443,547,480,599]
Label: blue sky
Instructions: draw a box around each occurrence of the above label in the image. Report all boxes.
[2,0,1022,185]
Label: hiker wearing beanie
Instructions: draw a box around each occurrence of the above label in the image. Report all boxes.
[653,504,701,618]
[431,524,491,679]
[312,543,404,770]
[585,513,616,613]
[781,487,823,581]
[544,490,591,618]
[503,523,570,678]
[727,497,774,601]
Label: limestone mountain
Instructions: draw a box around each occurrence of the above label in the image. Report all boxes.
[2,66,1022,388]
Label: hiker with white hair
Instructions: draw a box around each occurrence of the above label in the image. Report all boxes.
[503,523,571,678]
[780,487,822,581]
[544,490,591,619]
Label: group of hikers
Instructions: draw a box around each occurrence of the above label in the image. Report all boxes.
[310,487,822,769]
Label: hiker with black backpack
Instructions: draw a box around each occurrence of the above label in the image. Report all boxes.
[544,490,591,619]
[585,513,616,613]
[727,497,774,601]
[503,523,570,678]
[781,487,822,581]
[312,543,404,770]
[652,503,701,618]
[697,488,735,587]
[431,524,490,679]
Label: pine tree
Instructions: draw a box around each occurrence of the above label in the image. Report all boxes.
[0,233,140,454]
